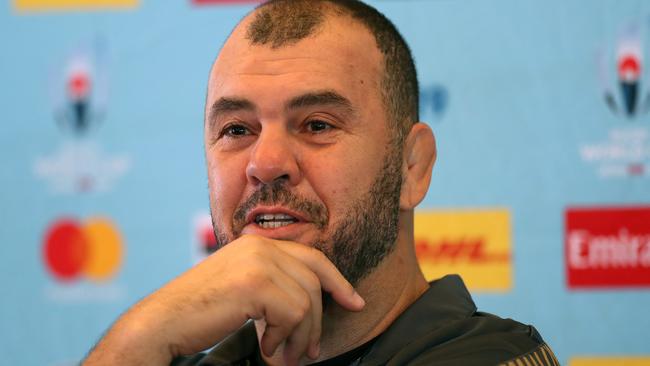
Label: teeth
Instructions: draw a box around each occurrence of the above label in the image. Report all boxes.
[254,213,298,228]
[259,221,293,229]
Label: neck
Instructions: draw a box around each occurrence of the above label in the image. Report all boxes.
[257,212,428,365]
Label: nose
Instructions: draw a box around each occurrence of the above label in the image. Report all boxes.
[246,127,301,186]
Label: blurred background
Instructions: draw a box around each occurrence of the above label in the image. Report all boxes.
[1,0,649,365]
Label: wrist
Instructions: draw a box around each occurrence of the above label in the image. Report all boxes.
[84,308,173,365]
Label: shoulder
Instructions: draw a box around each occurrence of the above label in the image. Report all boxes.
[384,312,557,366]
[497,343,560,366]
[361,276,558,366]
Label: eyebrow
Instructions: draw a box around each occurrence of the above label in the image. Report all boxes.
[207,90,355,129]
[208,97,255,128]
[286,90,355,116]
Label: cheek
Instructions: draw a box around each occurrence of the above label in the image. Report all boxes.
[206,155,247,225]
[305,145,381,217]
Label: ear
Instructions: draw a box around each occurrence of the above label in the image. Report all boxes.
[400,123,437,210]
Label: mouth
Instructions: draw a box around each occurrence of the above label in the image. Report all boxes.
[254,212,299,229]
[245,207,308,231]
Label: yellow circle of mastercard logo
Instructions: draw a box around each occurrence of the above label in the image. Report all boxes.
[43,217,124,282]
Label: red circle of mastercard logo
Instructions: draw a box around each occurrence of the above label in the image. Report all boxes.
[43,217,123,282]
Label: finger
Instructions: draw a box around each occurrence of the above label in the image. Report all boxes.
[268,252,323,360]
[259,297,304,358]
[273,241,365,311]
[271,263,317,361]
[283,310,312,366]
[259,268,312,358]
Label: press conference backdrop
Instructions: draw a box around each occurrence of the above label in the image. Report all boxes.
[2,0,649,365]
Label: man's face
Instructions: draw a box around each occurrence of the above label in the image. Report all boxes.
[205,14,402,285]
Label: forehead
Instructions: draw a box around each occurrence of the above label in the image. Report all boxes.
[207,13,384,106]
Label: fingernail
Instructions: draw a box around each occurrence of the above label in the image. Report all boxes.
[353,291,365,307]
[309,342,320,359]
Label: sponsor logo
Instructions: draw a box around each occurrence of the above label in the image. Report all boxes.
[13,0,138,12]
[598,22,650,118]
[191,213,218,264]
[42,216,126,302]
[43,216,124,282]
[420,84,449,124]
[570,357,650,366]
[56,54,102,137]
[584,20,650,178]
[192,0,260,5]
[414,209,512,292]
[33,38,131,194]
[565,206,650,288]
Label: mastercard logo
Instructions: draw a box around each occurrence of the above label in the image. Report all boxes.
[43,217,124,282]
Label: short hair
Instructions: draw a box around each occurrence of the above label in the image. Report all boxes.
[246,0,419,145]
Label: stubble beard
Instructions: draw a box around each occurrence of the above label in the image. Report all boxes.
[211,146,403,290]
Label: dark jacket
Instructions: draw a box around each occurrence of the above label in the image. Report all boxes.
[172,275,559,366]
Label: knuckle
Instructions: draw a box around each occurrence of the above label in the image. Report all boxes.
[298,296,311,315]
[304,272,321,291]
[309,246,327,261]
[289,304,308,324]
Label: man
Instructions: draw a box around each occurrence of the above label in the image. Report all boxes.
[84,1,558,365]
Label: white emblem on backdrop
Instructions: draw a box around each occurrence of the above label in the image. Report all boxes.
[35,141,130,194]
[580,127,650,178]
[34,36,132,194]
[587,20,650,178]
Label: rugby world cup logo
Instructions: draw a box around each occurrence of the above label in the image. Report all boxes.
[53,39,108,137]
[62,67,94,135]
[599,23,650,118]
[617,47,642,116]
[34,36,131,195]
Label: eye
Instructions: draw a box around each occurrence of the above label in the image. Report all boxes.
[305,120,333,133]
[221,124,251,138]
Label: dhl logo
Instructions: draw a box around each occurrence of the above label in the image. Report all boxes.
[13,0,138,12]
[415,238,510,263]
[414,209,512,292]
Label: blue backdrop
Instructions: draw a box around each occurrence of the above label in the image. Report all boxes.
[1,1,649,365]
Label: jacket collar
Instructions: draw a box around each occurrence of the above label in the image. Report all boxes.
[361,274,476,365]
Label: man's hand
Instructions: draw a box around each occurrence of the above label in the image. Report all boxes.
[83,234,365,366]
